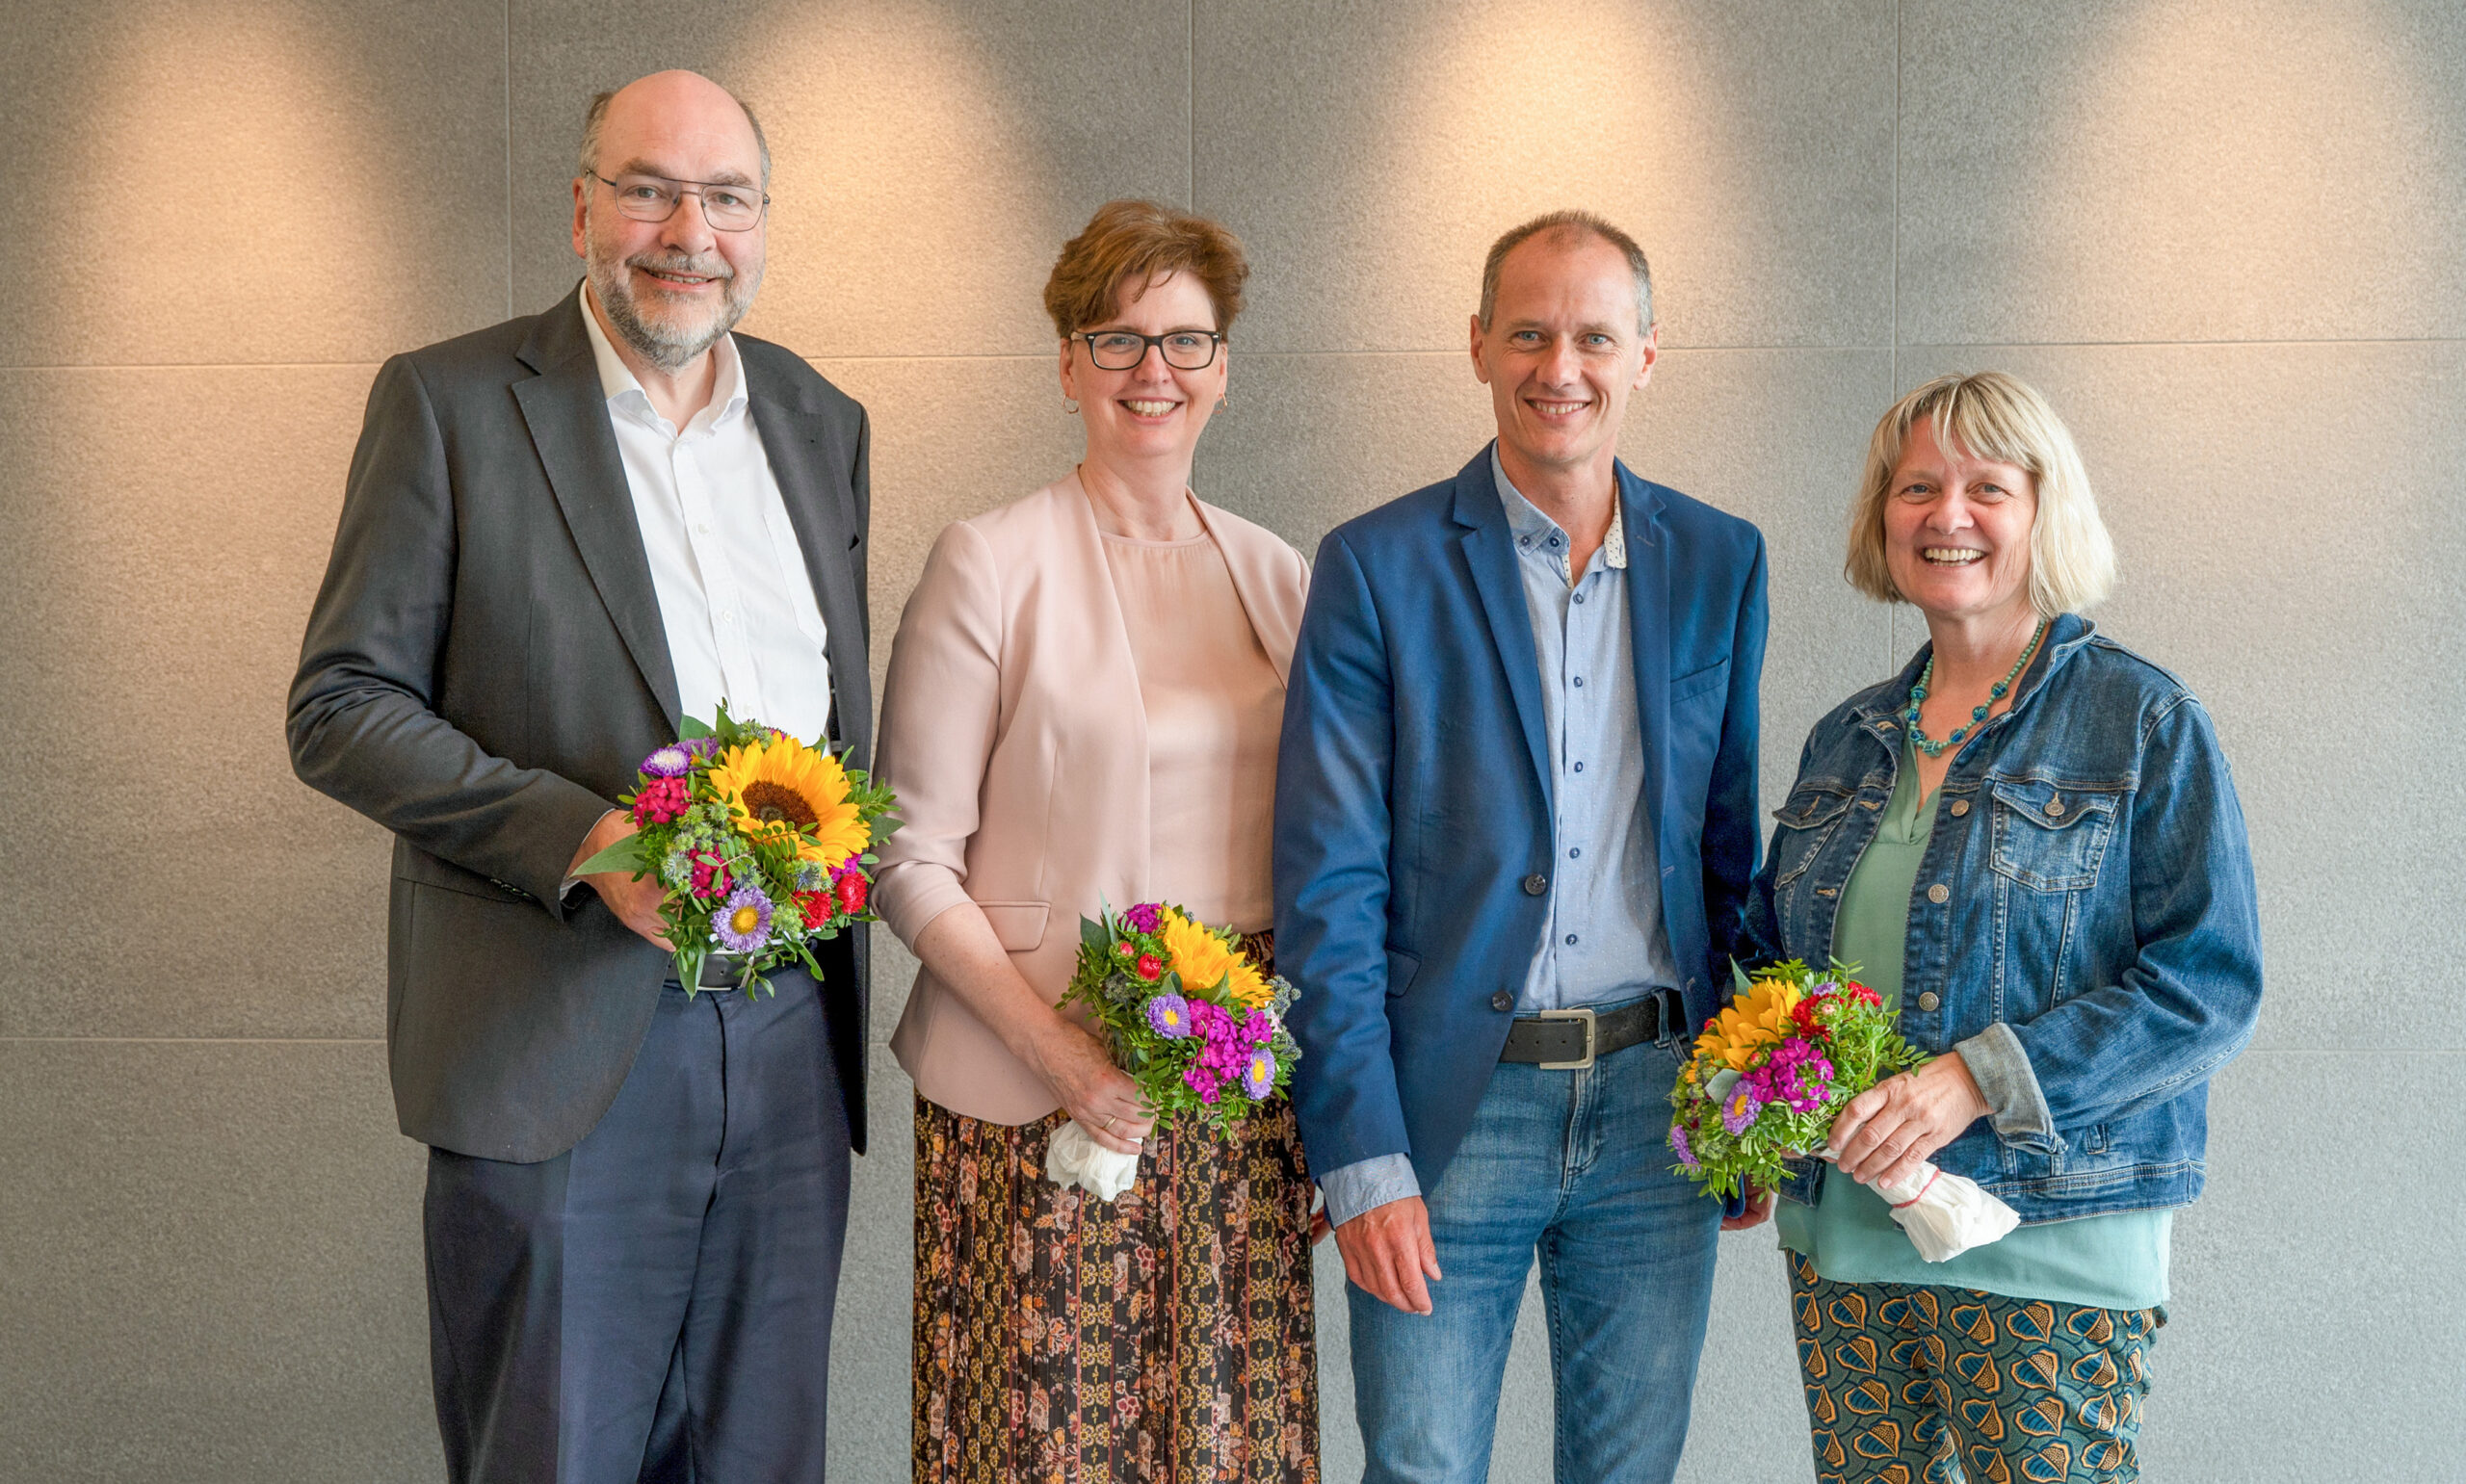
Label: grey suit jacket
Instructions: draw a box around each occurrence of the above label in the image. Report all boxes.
[289,291,873,1162]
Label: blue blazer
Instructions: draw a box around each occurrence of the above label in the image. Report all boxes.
[1273,447,1769,1194]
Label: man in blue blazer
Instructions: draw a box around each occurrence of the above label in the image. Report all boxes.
[1276,213,1770,1483]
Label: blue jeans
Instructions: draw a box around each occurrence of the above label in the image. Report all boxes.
[1349,1034,1718,1484]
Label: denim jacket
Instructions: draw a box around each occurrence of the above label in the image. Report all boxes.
[1743,615,2262,1223]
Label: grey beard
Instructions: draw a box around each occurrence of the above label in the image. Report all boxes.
[586,247,761,372]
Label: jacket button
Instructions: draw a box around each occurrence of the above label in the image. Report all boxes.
[1927,883,1950,904]
[1917,992,1941,1011]
[2045,796,2065,817]
[1949,798,1971,817]
[1522,873,1548,897]
[1490,990,1515,1012]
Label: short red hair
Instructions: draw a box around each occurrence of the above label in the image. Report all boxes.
[1042,199,1248,339]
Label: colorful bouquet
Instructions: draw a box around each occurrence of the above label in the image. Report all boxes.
[1042,901,1301,1200]
[1668,961,2019,1262]
[575,704,899,998]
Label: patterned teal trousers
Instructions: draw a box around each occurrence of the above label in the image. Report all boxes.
[1789,1252,2163,1484]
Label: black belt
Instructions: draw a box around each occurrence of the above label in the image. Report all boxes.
[1498,996,1670,1071]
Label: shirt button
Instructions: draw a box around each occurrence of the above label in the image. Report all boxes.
[1568,847,1581,859]
[1573,762,1584,773]
[1573,591,1587,604]
[1572,676,1584,688]
[1564,933,1579,947]
[1519,536,1532,547]
[1927,883,1950,904]
[1917,992,1941,1011]
[695,523,712,534]
[1950,799,1971,817]
[1522,873,1548,896]
[1490,990,1514,1012]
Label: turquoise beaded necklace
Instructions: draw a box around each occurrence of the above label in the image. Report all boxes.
[1905,617,2048,758]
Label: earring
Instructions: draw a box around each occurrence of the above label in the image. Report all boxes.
[1063,398,1079,414]
[1215,394,1228,412]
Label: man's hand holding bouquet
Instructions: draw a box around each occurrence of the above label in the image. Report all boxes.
[1668,961,2018,1262]
[576,704,899,998]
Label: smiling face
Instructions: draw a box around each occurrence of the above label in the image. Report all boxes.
[1882,415,2041,626]
[1059,269,1226,471]
[571,71,767,371]
[1470,229,1657,484]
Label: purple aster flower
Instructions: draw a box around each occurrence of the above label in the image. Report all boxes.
[1144,993,1194,1040]
[680,737,720,760]
[1124,902,1164,935]
[1807,979,1840,1000]
[1721,1081,1763,1134]
[641,744,695,778]
[1241,1048,1277,1100]
[714,881,774,954]
[1668,1123,1699,1171]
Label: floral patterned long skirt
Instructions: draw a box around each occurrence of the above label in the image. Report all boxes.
[911,988,1320,1481]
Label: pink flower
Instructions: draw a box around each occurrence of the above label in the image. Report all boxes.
[630,776,691,826]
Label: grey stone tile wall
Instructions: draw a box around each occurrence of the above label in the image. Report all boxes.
[2,2,2457,1480]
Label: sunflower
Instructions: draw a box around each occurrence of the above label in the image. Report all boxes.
[1692,977,1803,1072]
[1154,910,1272,1007]
[707,735,868,868]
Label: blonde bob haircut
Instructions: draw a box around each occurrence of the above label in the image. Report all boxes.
[1847,372,2117,616]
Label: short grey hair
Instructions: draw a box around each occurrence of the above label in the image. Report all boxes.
[1478,210,1654,337]
[577,84,773,189]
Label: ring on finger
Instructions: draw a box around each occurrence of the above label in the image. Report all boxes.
[1102,1114,1118,1133]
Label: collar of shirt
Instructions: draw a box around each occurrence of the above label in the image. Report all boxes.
[578,282,749,440]
[1490,443,1626,583]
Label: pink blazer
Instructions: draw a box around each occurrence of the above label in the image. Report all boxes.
[874,474,1310,1125]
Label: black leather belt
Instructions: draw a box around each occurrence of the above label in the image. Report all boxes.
[1498,996,1670,1071]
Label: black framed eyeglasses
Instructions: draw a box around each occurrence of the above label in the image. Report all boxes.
[590,171,769,231]
[1075,328,1224,371]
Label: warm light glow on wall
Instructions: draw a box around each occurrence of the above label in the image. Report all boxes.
[2039,0,2459,340]
[56,1,400,365]
[1346,0,1757,348]
[723,0,1050,354]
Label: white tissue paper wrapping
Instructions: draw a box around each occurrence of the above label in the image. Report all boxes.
[1044,1118,1141,1202]
[1851,1157,2022,1263]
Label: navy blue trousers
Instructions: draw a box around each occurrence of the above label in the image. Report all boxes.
[424,973,851,1483]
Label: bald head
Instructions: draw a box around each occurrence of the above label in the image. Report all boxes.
[578,70,770,190]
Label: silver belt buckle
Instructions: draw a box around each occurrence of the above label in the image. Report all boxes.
[1536,1006,1597,1071]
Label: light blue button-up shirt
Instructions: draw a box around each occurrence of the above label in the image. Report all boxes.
[1317,450,1680,1226]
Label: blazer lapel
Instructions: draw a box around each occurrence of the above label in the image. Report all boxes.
[1194,497,1299,687]
[1618,462,1673,881]
[512,298,682,732]
[747,382,871,762]
[1453,452,1554,810]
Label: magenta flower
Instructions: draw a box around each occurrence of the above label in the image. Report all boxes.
[1124,902,1164,935]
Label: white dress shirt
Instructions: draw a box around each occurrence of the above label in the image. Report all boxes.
[579,284,834,743]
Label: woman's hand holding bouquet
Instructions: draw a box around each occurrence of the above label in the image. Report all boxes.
[1043,903,1302,1201]
[574,704,899,998]
[1667,961,2019,1262]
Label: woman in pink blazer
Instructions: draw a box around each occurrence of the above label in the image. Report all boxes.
[874,200,1318,1482]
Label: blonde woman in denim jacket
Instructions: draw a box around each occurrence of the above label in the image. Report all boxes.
[1740,373,2262,1484]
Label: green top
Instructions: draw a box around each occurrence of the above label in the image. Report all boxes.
[1775,733,2171,1312]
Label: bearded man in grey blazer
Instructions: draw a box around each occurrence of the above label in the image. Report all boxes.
[289,70,870,1483]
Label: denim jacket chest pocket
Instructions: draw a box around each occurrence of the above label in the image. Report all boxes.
[1986,778,2122,893]
[1770,786,1855,941]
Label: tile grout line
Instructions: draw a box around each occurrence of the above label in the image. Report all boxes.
[1889,0,1902,675]
[505,0,514,321]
